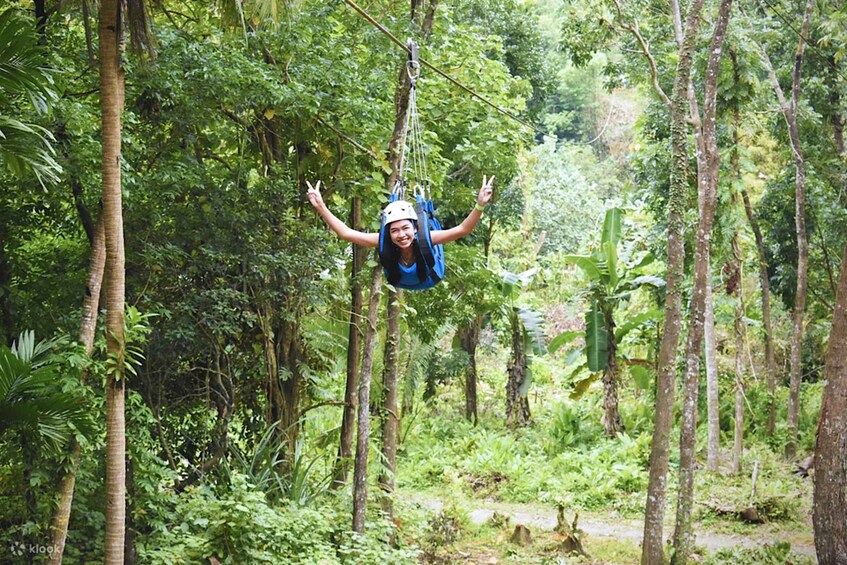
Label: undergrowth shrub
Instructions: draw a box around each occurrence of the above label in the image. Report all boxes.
[137,473,419,564]
[705,542,814,565]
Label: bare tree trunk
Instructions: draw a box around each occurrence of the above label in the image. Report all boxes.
[812,242,847,564]
[333,198,365,488]
[352,262,382,533]
[49,218,106,564]
[731,237,745,475]
[459,315,481,425]
[641,1,705,562]
[671,2,733,562]
[100,0,127,560]
[705,276,721,472]
[379,288,401,523]
[758,0,814,460]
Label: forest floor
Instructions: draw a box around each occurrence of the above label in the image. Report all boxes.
[406,493,816,564]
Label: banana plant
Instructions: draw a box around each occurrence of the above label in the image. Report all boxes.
[499,268,546,428]
[552,208,664,437]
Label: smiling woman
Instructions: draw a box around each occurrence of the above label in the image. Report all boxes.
[306,176,494,290]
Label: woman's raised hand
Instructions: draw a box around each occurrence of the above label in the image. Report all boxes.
[477,175,495,206]
[306,180,324,209]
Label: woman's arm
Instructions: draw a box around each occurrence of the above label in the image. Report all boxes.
[307,181,379,248]
[430,175,495,245]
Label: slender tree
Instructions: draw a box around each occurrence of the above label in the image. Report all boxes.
[99,0,127,560]
[640,0,705,559]
[730,235,745,474]
[333,198,365,488]
[705,276,721,471]
[378,289,401,522]
[49,219,106,563]
[352,0,438,530]
[351,262,382,533]
[812,242,847,564]
[671,0,733,562]
[762,0,813,460]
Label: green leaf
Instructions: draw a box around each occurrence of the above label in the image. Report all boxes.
[565,255,602,281]
[615,309,661,342]
[601,207,622,246]
[549,330,581,353]
[604,240,618,289]
[585,300,608,372]
[630,365,652,390]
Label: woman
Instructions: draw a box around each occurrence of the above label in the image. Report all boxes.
[306,176,494,288]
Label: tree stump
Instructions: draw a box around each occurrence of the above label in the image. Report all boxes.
[510,524,532,546]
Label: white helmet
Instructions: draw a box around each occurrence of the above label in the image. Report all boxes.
[383,200,417,224]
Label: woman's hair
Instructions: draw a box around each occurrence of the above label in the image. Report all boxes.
[382,232,424,286]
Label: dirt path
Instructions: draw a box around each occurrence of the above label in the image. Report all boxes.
[409,495,817,559]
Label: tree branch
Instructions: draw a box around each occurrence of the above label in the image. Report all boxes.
[611,0,672,107]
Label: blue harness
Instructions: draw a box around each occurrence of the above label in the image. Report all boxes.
[378,192,445,290]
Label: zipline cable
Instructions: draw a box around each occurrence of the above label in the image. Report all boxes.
[341,0,549,139]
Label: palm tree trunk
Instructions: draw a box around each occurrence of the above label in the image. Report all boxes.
[705,276,720,472]
[641,1,705,562]
[671,1,732,562]
[99,0,127,561]
[49,218,106,564]
[812,242,847,564]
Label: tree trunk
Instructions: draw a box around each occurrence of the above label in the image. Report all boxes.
[781,0,814,461]
[741,187,778,436]
[671,2,732,562]
[352,262,382,533]
[641,1,705,562]
[49,218,106,564]
[602,308,622,437]
[379,288,401,523]
[731,237,745,475]
[459,315,481,425]
[812,242,847,564]
[333,198,366,488]
[352,0,437,533]
[705,276,721,472]
[100,0,127,560]
[757,0,815,459]
[505,312,531,428]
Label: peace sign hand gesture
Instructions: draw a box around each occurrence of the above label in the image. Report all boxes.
[306,180,324,210]
[477,175,495,207]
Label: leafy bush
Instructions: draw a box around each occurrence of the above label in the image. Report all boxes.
[137,473,419,564]
[706,542,814,565]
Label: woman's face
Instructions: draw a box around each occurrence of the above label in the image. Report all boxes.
[389,220,416,250]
